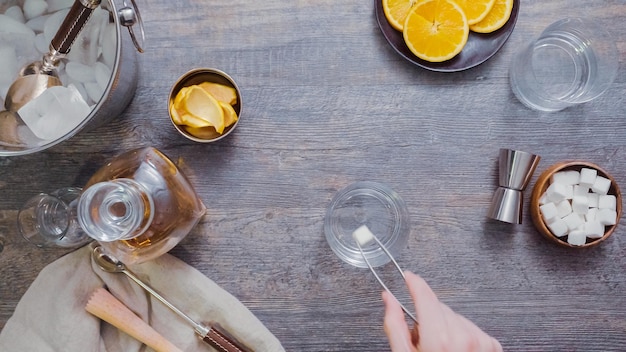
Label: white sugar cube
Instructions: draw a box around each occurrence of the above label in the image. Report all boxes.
[352,225,375,246]
[587,193,599,208]
[567,229,587,246]
[547,218,569,237]
[538,192,550,205]
[584,221,604,239]
[598,195,617,210]
[573,185,589,196]
[579,168,597,188]
[540,202,558,223]
[562,213,584,231]
[591,176,611,195]
[546,183,571,203]
[586,208,598,222]
[552,170,580,185]
[571,196,589,215]
[596,209,617,226]
[555,200,572,218]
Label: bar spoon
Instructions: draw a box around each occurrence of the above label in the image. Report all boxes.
[91,244,251,352]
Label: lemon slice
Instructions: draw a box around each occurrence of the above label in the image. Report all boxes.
[181,113,212,128]
[403,0,469,62]
[169,103,183,125]
[182,85,225,133]
[199,82,238,105]
[469,0,513,33]
[219,101,238,128]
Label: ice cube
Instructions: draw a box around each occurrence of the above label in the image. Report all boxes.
[34,33,48,54]
[4,6,26,23]
[17,85,91,141]
[94,61,111,91]
[43,8,69,44]
[23,0,48,20]
[0,46,19,88]
[65,61,95,83]
[47,0,74,12]
[26,14,50,32]
[0,14,36,36]
[66,7,108,66]
[84,81,104,104]
[100,23,116,68]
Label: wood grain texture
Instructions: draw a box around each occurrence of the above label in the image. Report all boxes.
[1,0,626,351]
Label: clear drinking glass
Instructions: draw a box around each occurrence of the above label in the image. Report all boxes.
[324,181,410,268]
[509,18,618,112]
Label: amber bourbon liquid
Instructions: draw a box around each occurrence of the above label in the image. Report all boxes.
[84,147,206,264]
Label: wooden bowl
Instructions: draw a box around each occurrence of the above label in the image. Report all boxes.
[530,161,622,248]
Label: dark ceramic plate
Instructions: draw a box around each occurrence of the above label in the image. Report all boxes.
[375,0,519,72]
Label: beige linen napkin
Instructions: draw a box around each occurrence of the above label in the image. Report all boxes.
[0,245,284,352]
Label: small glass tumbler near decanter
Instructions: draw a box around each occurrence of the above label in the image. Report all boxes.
[18,147,206,264]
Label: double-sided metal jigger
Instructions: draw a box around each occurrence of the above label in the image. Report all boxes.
[487,148,540,224]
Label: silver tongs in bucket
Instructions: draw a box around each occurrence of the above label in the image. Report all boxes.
[5,0,102,112]
[353,225,418,323]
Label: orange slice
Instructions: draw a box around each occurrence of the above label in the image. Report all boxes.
[182,85,225,133]
[469,0,513,33]
[383,0,418,31]
[403,0,469,62]
[454,0,496,25]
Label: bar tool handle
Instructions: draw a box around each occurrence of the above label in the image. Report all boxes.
[202,325,252,352]
[52,0,102,54]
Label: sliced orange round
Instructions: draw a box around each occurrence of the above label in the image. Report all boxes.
[383,0,418,31]
[403,0,469,62]
[469,0,513,33]
[455,0,496,25]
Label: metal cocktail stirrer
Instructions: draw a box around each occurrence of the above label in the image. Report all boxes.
[91,244,251,352]
[352,225,418,324]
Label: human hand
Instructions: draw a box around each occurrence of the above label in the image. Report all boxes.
[382,271,502,352]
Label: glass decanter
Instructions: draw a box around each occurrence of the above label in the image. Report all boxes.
[18,147,206,264]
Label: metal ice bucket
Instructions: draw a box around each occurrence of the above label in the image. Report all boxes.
[0,0,144,156]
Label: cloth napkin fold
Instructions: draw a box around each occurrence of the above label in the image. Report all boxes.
[0,245,284,352]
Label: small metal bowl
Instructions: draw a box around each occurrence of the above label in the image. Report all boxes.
[530,161,622,248]
[168,68,242,143]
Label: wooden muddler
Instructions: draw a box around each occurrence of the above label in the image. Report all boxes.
[85,287,183,352]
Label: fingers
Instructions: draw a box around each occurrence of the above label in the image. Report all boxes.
[402,272,503,352]
[382,290,417,352]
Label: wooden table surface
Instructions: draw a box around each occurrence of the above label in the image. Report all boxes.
[1,0,626,350]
